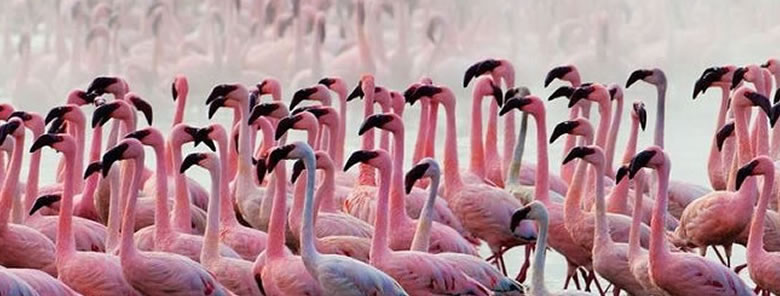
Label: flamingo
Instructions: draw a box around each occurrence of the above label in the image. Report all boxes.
[407,84,535,276]
[124,127,239,262]
[289,151,373,263]
[463,75,505,186]
[511,202,593,296]
[0,268,39,296]
[626,68,711,218]
[544,64,587,185]
[627,146,753,296]
[0,121,56,275]
[2,267,78,296]
[198,123,269,261]
[180,152,263,295]
[317,76,349,168]
[359,112,478,254]
[736,156,780,295]
[269,142,408,295]
[28,133,139,295]
[343,149,490,295]
[671,87,772,266]
[253,146,322,295]
[563,145,650,295]
[405,158,526,295]
[101,138,230,295]
[290,84,335,150]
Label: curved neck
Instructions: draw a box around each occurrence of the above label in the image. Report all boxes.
[748,170,774,259]
[560,106,580,184]
[369,165,392,265]
[628,170,646,260]
[441,101,464,197]
[389,128,411,226]
[410,174,439,252]
[152,143,171,239]
[593,160,610,247]
[88,124,103,163]
[425,102,439,159]
[119,157,144,261]
[532,112,551,203]
[358,91,376,186]
[173,94,186,126]
[22,131,41,222]
[170,139,192,233]
[507,113,529,186]
[56,150,77,259]
[105,164,122,253]
[300,152,321,263]
[649,163,671,263]
[484,96,501,175]
[201,164,222,263]
[605,96,623,177]
[325,122,339,164]
[266,161,288,259]
[73,120,85,192]
[469,92,486,178]
[531,213,550,295]
[564,155,589,227]
[215,133,238,226]
[0,135,23,227]
[654,85,665,148]
[734,107,758,197]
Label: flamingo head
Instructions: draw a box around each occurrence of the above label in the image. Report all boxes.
[563,145,604,167]
[569,83,609,108]
[29,132,77,156]
[736,156,774,190]
[101,138,144,177]
[343,149,389,172]
[124,128,165,148]
[267,142,314,173]
[406,85,443,106]
[550,118,592,144]
[473,76,503,107]
[291,151,333,183]
[86,76,125,98]
[46,105,83,127]
[0,104,15,120]
[359,113,400,136]
[628,146,667,178]
[171,75,189,102]
[733,87,772,123]
[463,58,505,88]
[543,65,578,88]
[124,93,153,126]
[275,112,318,140]
[28,194,62,216]
[92,100,132,128]
[762,59,779,75]
[249,102,289,125]
[607,84,623,101]
[291,85,330,109]
[631,101,647,131]
[626,68,665,89]
[693,66,733,98]
[181,152,219,174]
[318,77,347,97]
[715,121,735,152]
[0,118,24,143]
[500,95,543,117]
[9,111,45,133]
[293,106,338,127]
[194,125,224,152]
[510,201,545,240]
[404,158,440,194]
[66,89,95,106]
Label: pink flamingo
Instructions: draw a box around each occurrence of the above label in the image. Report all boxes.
[3,267,77,296]
[0,268,39,295]
[29,133,138,295]
[290,151,373,263]
[198,123,269,261]
[564,146,650,295]
[511,202,593,296]
[627,146,753,296]
[568,84,613,208]
[545,64,587,185]
[270,143,408,295]
[0,122,56,275]
[359,112,478,254]
[317,76,349,168]
[671,87,771,267]
[463,76,504,186]
[101,138,230,295]
[737,156,780,295]
[181,152,263,295]
[626,68,711,219]
[406,158,525,294]
[407,84,534,276]
[344,149,490,295]
[604,84,624,179]
[253,146,322,295]
[501,96,603,291]
[125,127,239,262]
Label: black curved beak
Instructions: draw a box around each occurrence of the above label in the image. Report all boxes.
[8,111,31,122]
[255,156,267,184]
[101,142,129,177]
[563,146,593,165]
[735,159,759,190]
[47,117,66,134]
[125,129,151,141]
[510,206,532,233]
[248,103,281,125]
[404,162,429,194]
[291,87,316,109]
[84,161,103,179]
[86,76,118,97]
[628,150,656,179]
[626,69,652,88]
[0,121,19,146]
[731,67,747,90]
[504,87,529,102]
[615,165,629,183]
[491,82,503,107]
[193,128,217,152]
[171,81,178,101]
[634,103,647,131]
[347,81,364,102]
[499,97,532,116]
[291,159,305,183]
[744,91,772,118]
[408,85,441,105]
[318,78,335,88]
[463,61,481,88]
[358,114,393,136]
[208,98,226,119]
[45,106,70,125]
[547,86,574,101]
[544,66,572,88]
[715,121,734,151]
[30,133,61,153]
[266,144,295,173]
[568,86,594,108]
[403,85,419,104]
[206,84,237,105]
[550,121,578,144]
[29,194,61,216]
[180,153,207,174]
[771,103,780,128]
[128,96,153,126]
[275,115,300,140]
[92,102,119,128]
[343,150,378,172]
[608,87,618,101]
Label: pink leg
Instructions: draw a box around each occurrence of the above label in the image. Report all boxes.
[612,287,621,296]
[515,245,533,282]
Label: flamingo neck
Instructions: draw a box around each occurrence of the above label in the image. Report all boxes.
[358,90,376,186]
[584,99,612,206]
[300,151,322,265]
[152,143,172,239]
[425,101,439,159]
[412,100,429,165]
[73,120,85,192]
[266,161,288,259]
[389,128,411,226]
[442,101,464,197]
[649,162,671,267]
[290,170,307,233]
[610,119,640,212]
[507,112,529,186]
[369,164,392,265]
[170,139,192,233]
[316,165,337,213]
[105,163,122,253]
[80,173,100,224]
[0,135,23,227]
[502,85,517,178]
[378,104,391,152]
[119,157,144,261]
[335,91,347,168]
[709,88,730,189]
[173,93,186,126]
[469,91,486,178]
[326,122,339,163]
[605,96,623,177]
[734,107,758,198]
[560,106,581,184]
[530,211,550,295]
[410,173,439,252]
[201,163,222,264]
[56,149,77,259]
[748,169,774,261]
[593,159,610,248]
[88,124,103,163]
[23,129,42,223]
[564,155,589,229]
[215,133,238,226]
[654,85,666,148]
[628,170,646,261]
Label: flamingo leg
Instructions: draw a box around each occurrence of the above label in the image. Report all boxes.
[753,286,761,295]
[572,270,581,290]
[711,245,728,266]
[582,268,593,292]
[563,261,579,290]
[724,243,732,267]
[733,263,748,274]
[612,287,621,296]
[592,274,607,296]
[514,244,533,282]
